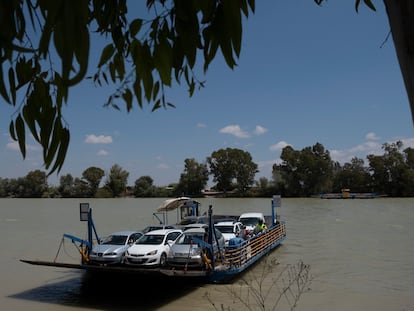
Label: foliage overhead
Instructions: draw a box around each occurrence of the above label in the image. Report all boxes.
[314,0,376,12]
[1,0,255,175]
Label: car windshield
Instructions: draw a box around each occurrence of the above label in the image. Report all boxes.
[136,234,164,245]
[102,235,128,245]
[240,217,259,226]
[216,226,234,234]
[143,226,174,233]
[176,233,204,245]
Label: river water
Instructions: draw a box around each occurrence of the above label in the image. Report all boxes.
[1,197,413,311]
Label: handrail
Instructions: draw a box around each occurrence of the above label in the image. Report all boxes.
[221,223,286,270]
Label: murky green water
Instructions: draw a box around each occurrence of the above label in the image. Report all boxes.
[1,197,413,310]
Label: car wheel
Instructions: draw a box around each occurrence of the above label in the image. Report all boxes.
[160,253,167,267]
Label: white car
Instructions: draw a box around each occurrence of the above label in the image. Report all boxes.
[215,221,242,245]
[238,212,265,232]
[124,229,182,267]
[88,230,143,265]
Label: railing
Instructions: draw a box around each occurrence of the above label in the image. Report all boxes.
[220,223,286,269]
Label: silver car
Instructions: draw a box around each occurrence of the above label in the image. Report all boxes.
[167,227,225,269]
[89,230,143,265]
[215,221,242,245]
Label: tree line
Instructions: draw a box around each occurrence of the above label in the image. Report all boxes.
[1,141,413,198]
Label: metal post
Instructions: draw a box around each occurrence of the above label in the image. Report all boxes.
[207,204,215,268]
[88,209,93,250]
[272,195,281,226]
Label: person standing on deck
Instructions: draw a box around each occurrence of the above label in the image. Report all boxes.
[254,219,267,235]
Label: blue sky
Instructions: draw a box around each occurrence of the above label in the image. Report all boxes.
[1,1,413,186]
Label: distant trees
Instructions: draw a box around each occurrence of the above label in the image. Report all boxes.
[176,158,209,196]
[82,167,105,197]
[0,170,47,198]
[367,141,414,197]
[57,168,104,198]
[271,140,414,197]
[1,141,414,198]
[20,170,48,198]
[207,148,258,195]
[274,143,333,197]
[332,157,371,193]
[105,164,129,197]
[133,176,156,197]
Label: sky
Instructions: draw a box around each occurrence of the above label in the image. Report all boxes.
[1,1,413,187]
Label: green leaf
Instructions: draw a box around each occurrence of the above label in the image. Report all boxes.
[38,95,55,152]
[363,0,376,11]
[202,26,219,71]
[140,43,154,102]
[189,79,195,96]
[355,0,361,12]
[102,72,108,84]
[200,0,216,24]
[98,44,115,68]
[71,25,90,85]
[15,114,26,158]
[0,63,10,104]
[38,3,57,57]
[225,0,242,58]
[129,19,143,37]
[114,53,125,81]
[133,80,143,108]
[215,4,237,68]
[23,104,40,143]
[109,62,116,82]
[152,81,160,101]
[15,57,33,89]
[44,118,62,166]
[354,0,376,12]
[151,99,161,112]
[154,38,173,86]
[122,89,133,112]
[247,0,255,13]
[175,2,199,69]
[8,67,16,105]
[48,127,70,175]
[9,120,16,141]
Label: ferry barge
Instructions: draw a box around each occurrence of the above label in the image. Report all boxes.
[21,196,286,284]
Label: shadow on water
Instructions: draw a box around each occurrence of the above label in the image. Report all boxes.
[9,270,206,311]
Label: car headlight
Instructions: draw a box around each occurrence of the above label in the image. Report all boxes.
[192,248,201,256]
[106,252,117,256]
[147,250,158,256]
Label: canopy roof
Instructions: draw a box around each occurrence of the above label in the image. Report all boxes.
[156,197,200,212]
